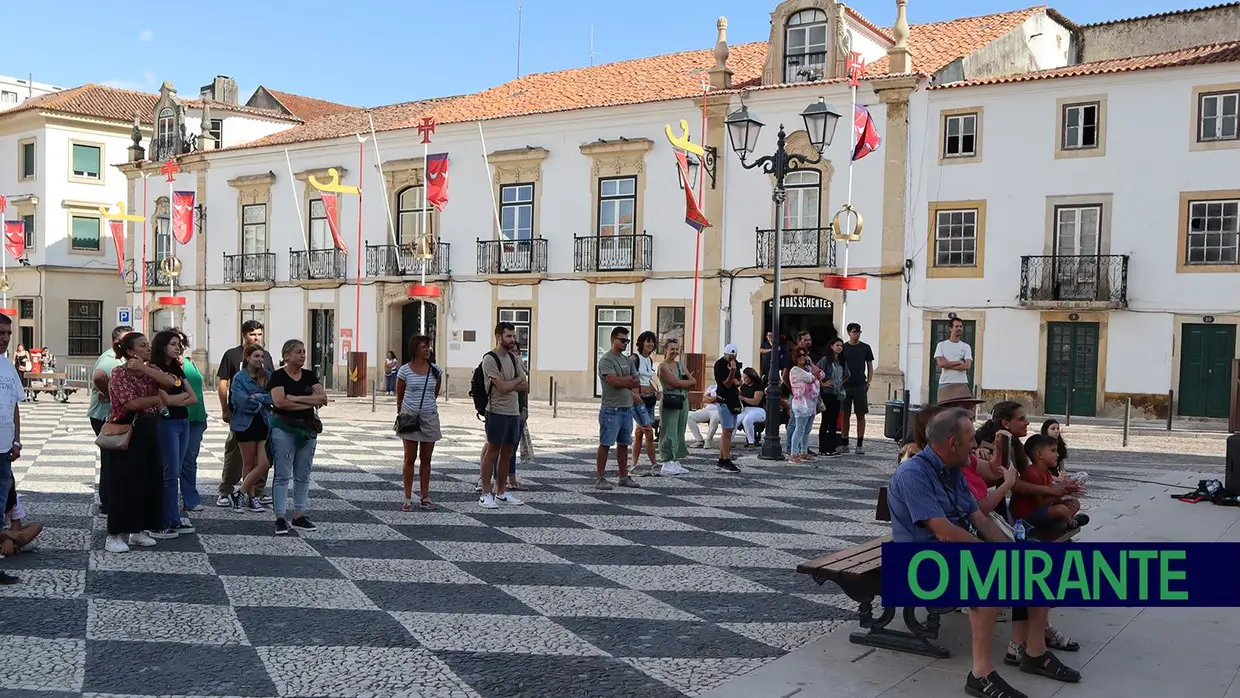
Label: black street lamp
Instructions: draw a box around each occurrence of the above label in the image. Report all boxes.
[676,147,718,191]
[726,97,842,461]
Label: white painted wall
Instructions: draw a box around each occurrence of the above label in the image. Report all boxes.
[0,75,64,110]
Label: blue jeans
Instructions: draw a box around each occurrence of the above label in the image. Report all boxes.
[156,418,191,529]
[598,407,634,447]
[716,403,738,430]
[509,420,524,476]
[270,428,316,518]
[181,421,206,511]
[786,413,813,456]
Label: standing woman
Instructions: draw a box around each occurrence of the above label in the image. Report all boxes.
[177,331,206,516]
[13,345,29,391]
[395,335,441,511]
[786,349,818,463]
[230,345,273,512]
[817,338,849,457]
[102,332,183,553]
[384,351,400,395]
[656,339,693,475]
[629,331,660,477]
[267,339,328,535]
[150,330,199,539]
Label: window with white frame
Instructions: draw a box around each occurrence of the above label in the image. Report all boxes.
[498,307,532,367]
[67,300,103,356]
[209,119,224,148]
[308,198,332,250]
[71,143,101,179]
[397,185,432,247]
[21,214,34,251]
[0,91,17,105]
[241,204,267,254]
[19,140,34,179]
[70,216,100,252]
[1199,91,1238,142]
[598,177,636,237]
[500,184,534,240]
[154,197,171,260]
[156,107,177,159]
[1062,102,1099,150]
[784,9,827,83]
[1186,199,1239,265]
[240,308,266,326]
[943,113,978,158]
[933,208,979,267]
[1054,206,1101,258]
[781,170,820,230]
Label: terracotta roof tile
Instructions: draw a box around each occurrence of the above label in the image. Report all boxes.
[0,83,300,124]
[933,39,1240,88]
[227,96,458,150]
[259,88,357,121]
[866,6,1047,75]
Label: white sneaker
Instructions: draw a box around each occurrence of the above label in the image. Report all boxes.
[661,461,689,476]
[105,535,131,553]
[495,492,524,506]
[128,532,157,547]
[478,493,499,509]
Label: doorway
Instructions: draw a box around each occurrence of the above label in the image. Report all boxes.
[1178,323,1236,418]
[1044,321,1099,417]
[594,306,632,397]
[928,319,976,404]
[401,301,438,364]
[19,327,33,354]
[762,296,837,362]
[309,309,335,390]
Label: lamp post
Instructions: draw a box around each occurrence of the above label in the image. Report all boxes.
[726,97,841,461]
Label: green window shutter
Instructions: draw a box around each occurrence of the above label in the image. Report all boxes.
[72,144,100,177]
[20,142,35,178]
[21,214,34,250]
[72,216,100,250]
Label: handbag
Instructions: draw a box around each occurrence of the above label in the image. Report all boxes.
[641,393,658,412]
[988,510,1016,542]
[393,362,432,434]
[95,415,136,451]
[662,393,685,410]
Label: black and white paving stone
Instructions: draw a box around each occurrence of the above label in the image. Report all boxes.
[1,401,1139,697]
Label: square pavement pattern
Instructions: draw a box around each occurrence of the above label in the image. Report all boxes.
[0,400,1114,697]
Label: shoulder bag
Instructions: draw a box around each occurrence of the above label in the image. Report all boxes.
[95,413,137,451]
[660,362,685,410]
[394,363,433,434]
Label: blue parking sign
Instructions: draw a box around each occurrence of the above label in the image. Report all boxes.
[117,306,132,326]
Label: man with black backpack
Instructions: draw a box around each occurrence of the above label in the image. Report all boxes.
[472,322,528,509]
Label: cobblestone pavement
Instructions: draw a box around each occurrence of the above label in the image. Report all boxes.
[2,400,1148,697]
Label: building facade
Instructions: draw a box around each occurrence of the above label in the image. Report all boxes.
[0,74,64,111]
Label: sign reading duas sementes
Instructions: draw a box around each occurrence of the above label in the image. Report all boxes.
[770,296,834,311]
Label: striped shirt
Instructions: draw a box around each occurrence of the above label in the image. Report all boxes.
[397,362,440,413]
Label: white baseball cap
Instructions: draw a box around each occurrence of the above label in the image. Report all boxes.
[724,344,739,356]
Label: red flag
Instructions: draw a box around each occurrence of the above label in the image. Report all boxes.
[319,192,349,253]
[852,105,882,161]
[426,153,449,211]
[847,51,866,87]
[675,151,710,232]
[108,220,125,277]
[172,191,195,244]
[0,196,6,214]
[3,221,24,260]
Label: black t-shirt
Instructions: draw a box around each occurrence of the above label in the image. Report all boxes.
[713,358,742,410]
[158,362,189,419]
[841,341,874,387]
[269,367,320,420]
[217,344,276,383]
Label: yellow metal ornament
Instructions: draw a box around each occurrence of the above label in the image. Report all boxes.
[416,235,435,260]
[664,120,705,157]
[159,256,183,279]
[99,201,146,223]
[832,204,864,242]
[0,274,10,293]
[308,168,360,196]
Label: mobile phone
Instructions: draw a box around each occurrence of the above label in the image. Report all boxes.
[996,432,1011,466]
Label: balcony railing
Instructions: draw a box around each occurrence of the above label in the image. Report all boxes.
[477,238,548,275]
[785,51,827,83]
[290,248,347,281]
[366,242,451,277]
[143,260,174,287]
[755,227,836,268]
[574,234,653,273]
[223,252,276,284]
[1019,254,1129,307]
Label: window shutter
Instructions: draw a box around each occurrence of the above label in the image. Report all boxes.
[72,144,100,175]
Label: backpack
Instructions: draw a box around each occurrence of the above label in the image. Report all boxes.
[469,351,518,420]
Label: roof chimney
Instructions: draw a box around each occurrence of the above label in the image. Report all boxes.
[709,17,733,89]
[199,75,239,105]
[888,0,913,73]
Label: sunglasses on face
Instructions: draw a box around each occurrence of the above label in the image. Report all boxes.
[618,338,631,344]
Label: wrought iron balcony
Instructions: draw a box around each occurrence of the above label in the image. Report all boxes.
[223,252,276,284]
[574,234,653,273]
[143,260,174,287]
[785,51,827,83]
[290,248,347,281]
[366,242,451,277]
[477,238,548,275]
[755,227,836,268]
[1019,254,1129,308]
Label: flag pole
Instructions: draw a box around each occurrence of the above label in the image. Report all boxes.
[142,174,149,334]
[688,82,709,355]
[420,127,429,336]
[477,121,504,244]
[842,33,857,330]
[366,113,398,248]
[355,134,366,359]
[168,170,176,329]
[284,149,310,251]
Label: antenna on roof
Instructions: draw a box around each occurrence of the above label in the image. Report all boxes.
[590,26,595,66]
[516,1,523,78]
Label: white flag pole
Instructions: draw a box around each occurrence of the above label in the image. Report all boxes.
[284,148,310,251]
[477,121,503,239]
[366,113,398,248]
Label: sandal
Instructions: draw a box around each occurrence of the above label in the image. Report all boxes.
[419,498,438,511]
[965,670,1026,698]
[507,482,525,491]
[401,499,413,512]
[1045,627,1080,652]
[1002,641,1025,666]
[1018,650,1081,683]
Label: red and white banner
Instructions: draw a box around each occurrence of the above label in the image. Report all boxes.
[675,151,710,232]
[319,192,349,252]
[172,190,195,245]
[0,196,6,214]
[3,221,24,260]
[426,153,449,211]
[852,104,882,162]
[847,51,866,87]
[109,220,125,277]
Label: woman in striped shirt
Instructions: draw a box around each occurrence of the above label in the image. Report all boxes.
[396,335,441,511]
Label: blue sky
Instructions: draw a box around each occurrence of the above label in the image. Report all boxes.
[7,0,1199,108]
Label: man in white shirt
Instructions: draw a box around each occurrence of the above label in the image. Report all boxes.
[0,314,25,585]
[934,318,974,389]
[687,385,721,448]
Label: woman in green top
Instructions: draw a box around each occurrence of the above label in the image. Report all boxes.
[657,338,694,475]
[177,331,207,514]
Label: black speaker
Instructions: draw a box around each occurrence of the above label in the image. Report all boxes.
[1227,434,1240,493]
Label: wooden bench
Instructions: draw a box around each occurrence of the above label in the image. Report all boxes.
[796,486,1080,658]
[23,373,78,403]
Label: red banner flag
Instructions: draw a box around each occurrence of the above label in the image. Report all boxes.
[109,220,125,277]
[3,221,24,260]
[172,190,195,245]
[0,196,6,214]
[426,153,449,211]
[847,51,866,87]
[319,192,349,253]
[675,151,710,232]
[852,104,882,161]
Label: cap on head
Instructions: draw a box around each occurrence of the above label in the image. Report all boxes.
[724,344,739,356]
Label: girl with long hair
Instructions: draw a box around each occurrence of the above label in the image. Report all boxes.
[150,329,199,538]
[385,351,400,395]
[817,338,848,456]
[176,331,207,517]
[630,331,660,477]
[656,339,693,475]
[396,335,441,511]
[230,345,273,512]
[1040,419,1069,476]
[267,339,328,535]
[786,348,818,463]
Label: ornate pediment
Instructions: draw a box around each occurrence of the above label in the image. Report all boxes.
[152,81,189,162]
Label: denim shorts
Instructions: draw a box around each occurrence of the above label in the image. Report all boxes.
[1025,505,1058,531]
[599,407,634,447]
[716,403,739,430]
[633,402,655,427]
[484,412,522,446]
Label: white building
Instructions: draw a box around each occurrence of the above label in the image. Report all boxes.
[0,74,64,111]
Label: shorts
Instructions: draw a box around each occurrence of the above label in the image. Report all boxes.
[398,410,442,442]
[485,412,522,446]
[841,384,869,416]
[235,418,269,443]
[1024,505,1058,530]
[599,407,634,448]
[716,403,739,430]
[633,402,655,428]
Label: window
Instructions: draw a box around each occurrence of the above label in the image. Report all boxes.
[782,170,820,230]
[308,198,332,250]
[1186,199,1239,265]
[19,140,34,179]
[784,9,827,83]
[933,209,979,267]
[71,143,101,180]
[21,214,34,251]
[0,91,16,105]
[656,306,686,350]
[500,184,534,240]
[497,307,532,367]
[1062,102,1099,150]
[156,107,177,160]
[397,186,432,247]
[1054,206,1101,258]
[70,216,101,251]
[153,197,171,260]
[67,300,103,356]
[598,177,636,237]
[209,119,224,148]
[240,308,266,326]
[1199,91,1238,142]
[241,204,267,254]
[18,299,33,320]
[943,113,978,158]
[594,306,633,396]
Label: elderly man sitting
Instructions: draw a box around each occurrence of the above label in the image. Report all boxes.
[888,408,1080,698]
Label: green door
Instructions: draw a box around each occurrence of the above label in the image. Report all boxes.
[1044,322,1099,417]
[928,319,976,404]
[1178,324,1237,418]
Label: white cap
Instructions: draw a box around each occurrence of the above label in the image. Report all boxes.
[724,344,739,356]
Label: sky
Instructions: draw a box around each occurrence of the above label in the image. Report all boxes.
[4,0,1206,108]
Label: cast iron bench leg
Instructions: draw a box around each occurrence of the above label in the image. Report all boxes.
[826,576,951,659]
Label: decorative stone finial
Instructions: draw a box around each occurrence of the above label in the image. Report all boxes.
[889,0,913,73]
[128,111,146,163]
[710,16,733,89]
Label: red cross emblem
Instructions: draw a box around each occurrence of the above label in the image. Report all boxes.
[847,51,866,87]
[161,159,180,182]
[417,117,436,145]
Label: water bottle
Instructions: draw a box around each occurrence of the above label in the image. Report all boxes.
[1013,519,1027,541]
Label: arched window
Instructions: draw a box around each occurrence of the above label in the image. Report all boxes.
[784,9,828,83]
[153,196,171,260]
[156,107,177,160]
[781,170,821,230]
[396,185,433,247]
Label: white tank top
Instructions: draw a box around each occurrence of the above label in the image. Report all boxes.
[637,354,655,387]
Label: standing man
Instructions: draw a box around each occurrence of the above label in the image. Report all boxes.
[596,327,641,490]
[713,344,743,473]
[89,325,132,515]
[215,320,274,507]
[839,323,875,455]
[478,322,527,509]
[934,317,974,393]
[0,314,24,584]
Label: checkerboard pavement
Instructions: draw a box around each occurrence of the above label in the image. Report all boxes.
[1,400,1134,697]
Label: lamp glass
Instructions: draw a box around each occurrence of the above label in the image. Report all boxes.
[686,154,700,191]
[725,106,764,159]
[801,99,843,152]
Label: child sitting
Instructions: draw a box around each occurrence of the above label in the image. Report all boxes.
[1010,434,1089,531]
[1041,419,1089,500]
